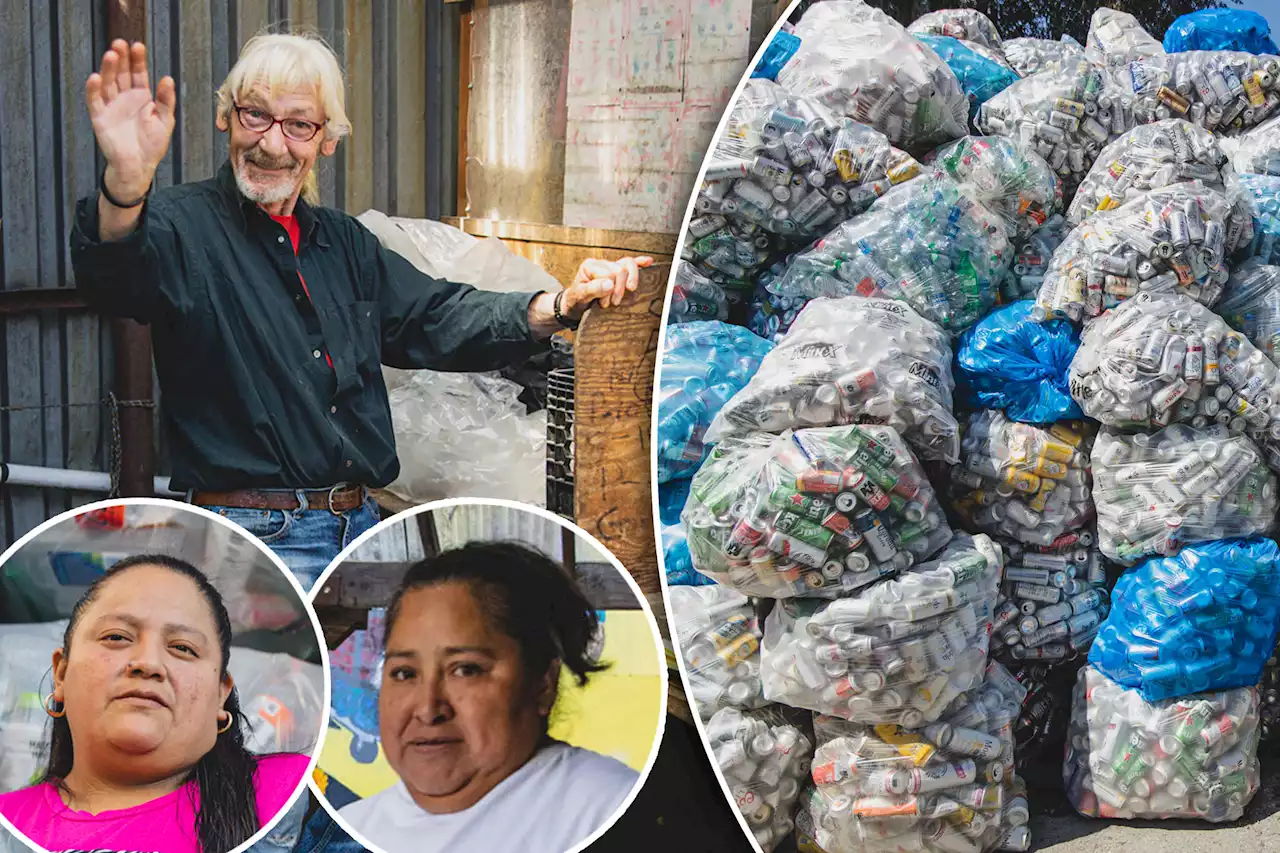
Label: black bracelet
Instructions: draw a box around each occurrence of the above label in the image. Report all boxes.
[553,290,580,330]
[100,172,151,209]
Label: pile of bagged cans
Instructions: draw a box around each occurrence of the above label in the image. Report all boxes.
[662,1,1280,846]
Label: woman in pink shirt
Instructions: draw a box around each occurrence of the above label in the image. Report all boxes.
[0,554,311,853]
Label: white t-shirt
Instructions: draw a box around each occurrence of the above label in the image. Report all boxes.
[337,742,640,853]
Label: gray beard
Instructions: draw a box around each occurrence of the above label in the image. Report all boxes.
[234,158,301,204]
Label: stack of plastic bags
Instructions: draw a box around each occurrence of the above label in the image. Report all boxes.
[1001,36,1084,78]
[1122,50,1280,132]
[683,425,952,597]
[1086,7,1165,72]
[1239,172,1280,264]
[759,533,1002,724]
[1163,8,1279,55]
[1090,424,1278,564]
[926,136,1063,241]
[776,0,969,153]
[768,174,1012,333]
[1035,183,1244,321]
[670,585,768,716]
[1215,258,1280,369]
[707,297,960,463]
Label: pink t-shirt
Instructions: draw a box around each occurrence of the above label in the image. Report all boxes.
[0,753,310,853]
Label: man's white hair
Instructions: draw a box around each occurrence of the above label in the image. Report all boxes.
[215,31,352,205]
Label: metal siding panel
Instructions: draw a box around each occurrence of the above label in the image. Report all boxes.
[236,0,271,47]
[440,1,459,217]
[315,0,340,208]
[371,1,391,213]
[211,0,231,170]
[150,0,175,189]
[180,0,214,183]
[395,0,427,218]
[343,0,373,215]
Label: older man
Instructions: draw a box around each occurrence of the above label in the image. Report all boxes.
[73,33,652,588]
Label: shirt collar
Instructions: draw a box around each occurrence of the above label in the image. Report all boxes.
[215,160,330,248]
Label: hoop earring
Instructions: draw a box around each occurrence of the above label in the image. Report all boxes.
[44,694,66,718]
[217,713,233,735]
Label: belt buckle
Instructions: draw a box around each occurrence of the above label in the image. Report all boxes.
[326,484,344,517]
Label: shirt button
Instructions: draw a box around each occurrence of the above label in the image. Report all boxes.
[278,236,285,243]
[313,350,322,358]
[345,460,353,468]
[330,405,337,414]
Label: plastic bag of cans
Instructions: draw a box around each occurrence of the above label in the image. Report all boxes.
[915,37,1020,122]
[747,281,811,344]
[991,540,1109,665]
[1215,258,1280,369]
[664,524,715,587]
[682,425,953,598]
[707,297,960,463]
[768,175,1012,334]
[907,8,1003,53]
[1123,51,1280,133]
[1035,182,1243,322]
[954,301,1082,424]
[669,585,768,715]
[1090,538,1280,702]
[1164,8,1280,56]
[1085,8,1165,73]
[657,320,773,484]
[1068,293,1280,464]
[693,79,922,256]
[1066,120,1248,228]
[1229,114,1280,175]
[802,659,1033,853]
[1065,664,1262,821]
[926,136,1063,241]
[1260,642,1280,745]
[1002,213,1069,302]
[706,706,814,852]
[1001,36,1085,78]
[667,263,729,324]
[1239,172,1280,264]
[776,0,969,154]
[976,57,1135,188]
[1090,425,1279,564]
[950,411,1094,547]
[758,532,1002,725]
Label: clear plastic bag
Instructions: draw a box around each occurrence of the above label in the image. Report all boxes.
[991,540,1110,665]
[950,411,1094,547]
[1122,51,1280,133]
[669,586,767,716]
[1239,172,1280,264]
[1215,258,1280,369]
[767,174,1013,334]
[915,37,1020,122]
[1001,36,1085,78]
[802,658,1031,853]
[668,262,730,324]
[1069,292,1280,469]
[1163,9,1278,56]
[1090,425,1278,564]
[759,532,1002,724]
[1035,182,1243,321]
[908,8,1003,53]
[1229,114,1280,175]
[777,0,969,153]
[1066,120,1246,228]
[1089,538,1280,702]
[1086,8,1165,72]
[384,371,547,506]
[976,57,1136,188]
[707,297,960,464]
[925,136,1063,241]
[747,279,812,344]
[707,706,814,852]
[683,426,953,598]
[955,300,1082,424]
[1065,664,1262,821]
[1003,213,1069,302]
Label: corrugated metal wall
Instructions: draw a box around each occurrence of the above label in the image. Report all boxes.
[0,0,460,549]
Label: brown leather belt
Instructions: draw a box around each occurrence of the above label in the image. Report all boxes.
[192,484,368,514]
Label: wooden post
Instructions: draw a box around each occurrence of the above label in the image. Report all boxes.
[105,0,156,498]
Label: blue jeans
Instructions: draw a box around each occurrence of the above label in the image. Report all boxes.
[204,491,382,592]
[248,784,311,853]
[294,803,367,853]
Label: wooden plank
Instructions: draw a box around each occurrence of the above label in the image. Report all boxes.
[442,216,677,256]
[572,263,667,595]
[149,0,175,190]
[5,317,48,541]
[343,0,374,214]
[236,0,272,47]
[211,0,231,171]
[315,0,342,208]
[456,0,473,216]
[394,0,427,218]
[179,0,214,183]
[370,1,391,213]
[290,0,319,32]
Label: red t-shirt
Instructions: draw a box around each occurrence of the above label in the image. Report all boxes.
[270,214,333,370]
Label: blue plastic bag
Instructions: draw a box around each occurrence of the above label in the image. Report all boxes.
[657,321,773,483]
[1239,172,1280,265]
[659,480,713,586]
[747,279,810,344]
[658,478,691,527]
[916,35,1019,120]
[752,30,802,80]
[954,300,1082,423]
[1089,538,1280,702]
[1163,9,1278,55]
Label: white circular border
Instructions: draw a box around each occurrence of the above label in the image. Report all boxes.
[0,497,333,853]
[305,497,670,853]
[649,2,807,852]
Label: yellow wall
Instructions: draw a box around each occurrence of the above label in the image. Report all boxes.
[320,610,663,799]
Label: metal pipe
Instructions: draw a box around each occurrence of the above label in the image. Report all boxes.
[1,462,179,497]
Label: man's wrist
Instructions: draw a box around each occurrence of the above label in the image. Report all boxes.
[527,292,561,340]
[102,165,153,206]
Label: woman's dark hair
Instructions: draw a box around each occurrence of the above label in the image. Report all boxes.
[386,542,610,715]
[40,554,260,853]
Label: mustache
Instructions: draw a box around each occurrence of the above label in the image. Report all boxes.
[242,148,299,171]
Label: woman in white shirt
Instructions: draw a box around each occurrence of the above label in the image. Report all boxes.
[337,542,640,853]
